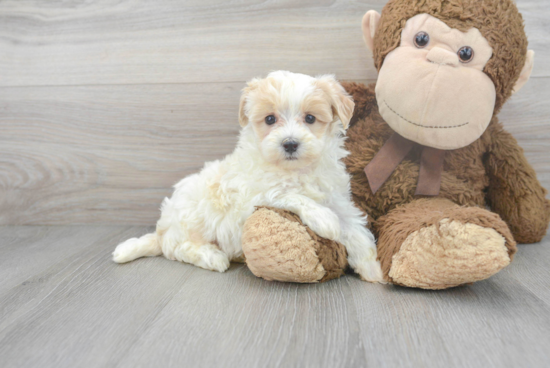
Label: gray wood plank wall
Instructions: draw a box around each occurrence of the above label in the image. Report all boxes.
[1,0,549,225]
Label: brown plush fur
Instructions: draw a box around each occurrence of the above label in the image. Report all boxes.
[343,82,550,245]
[373,0,528,113]
[341,0,549,287]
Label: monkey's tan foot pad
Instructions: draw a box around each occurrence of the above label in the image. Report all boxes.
[242,207,348,283]
[389,219,513,290]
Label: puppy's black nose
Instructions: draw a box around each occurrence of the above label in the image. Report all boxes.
[282,139,299,154]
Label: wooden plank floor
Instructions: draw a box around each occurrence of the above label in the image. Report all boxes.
[0,226,549,368]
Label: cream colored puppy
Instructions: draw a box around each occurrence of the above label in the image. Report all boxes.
[113,71,383,282]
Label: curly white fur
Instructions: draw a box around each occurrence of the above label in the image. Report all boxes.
[113,71,383,282]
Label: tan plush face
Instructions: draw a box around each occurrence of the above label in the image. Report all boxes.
[375,14,496,150]
[239,71,354,169]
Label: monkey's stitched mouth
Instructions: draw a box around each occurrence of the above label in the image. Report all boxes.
[383,100,469,129]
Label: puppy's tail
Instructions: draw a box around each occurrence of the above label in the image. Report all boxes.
[112,232,162,263]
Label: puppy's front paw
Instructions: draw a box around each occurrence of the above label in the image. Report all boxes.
[300,207,341,241]
[353,258,385,284]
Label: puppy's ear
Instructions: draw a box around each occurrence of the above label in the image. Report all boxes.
[317,75,355,129]
[238,78,260,127]
[238,92,249,127]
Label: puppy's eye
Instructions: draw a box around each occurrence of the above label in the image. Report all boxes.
[414,32,429,48]
[458,46,474,63]
[265,115,277,125]
[305,114,316,124]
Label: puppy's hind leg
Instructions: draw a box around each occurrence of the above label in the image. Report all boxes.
[171,239,230,273]
[113,233,162,263]
[156,197,230,272]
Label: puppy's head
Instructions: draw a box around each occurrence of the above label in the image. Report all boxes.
[239,71,354,170]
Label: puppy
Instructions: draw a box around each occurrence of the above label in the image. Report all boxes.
[113,71,383,282]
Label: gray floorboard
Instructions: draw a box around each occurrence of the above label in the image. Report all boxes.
[0,226,548,368]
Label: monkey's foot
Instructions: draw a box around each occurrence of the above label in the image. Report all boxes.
[242,207,348,283]
[376,198,516,289]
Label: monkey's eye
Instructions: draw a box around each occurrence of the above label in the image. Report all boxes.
[414,32,430,48]
[458,46,474,63]
[265,115,277,125]
[305,114,316,124]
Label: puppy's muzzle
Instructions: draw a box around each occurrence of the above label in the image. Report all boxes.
[282,138,299,154]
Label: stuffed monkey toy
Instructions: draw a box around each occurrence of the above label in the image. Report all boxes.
[242,0,550,289]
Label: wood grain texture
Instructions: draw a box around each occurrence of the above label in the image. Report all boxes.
[1,1,549,366]
[0,82,242,224]
[0,0,549,226]
[0,0,548,88]
[1,77,548,225]
[0,0,379,87]
[0,225,548,368]
[0,225,132,295]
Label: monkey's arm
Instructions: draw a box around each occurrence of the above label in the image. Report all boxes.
[484,122,550,243]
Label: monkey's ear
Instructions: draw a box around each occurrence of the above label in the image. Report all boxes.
[512,50,535,95]
[362,10,381,52]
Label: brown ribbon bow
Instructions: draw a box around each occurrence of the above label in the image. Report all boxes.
[364,133,446,196]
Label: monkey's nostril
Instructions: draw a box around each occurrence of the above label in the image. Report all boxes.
[282,139,299,154]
